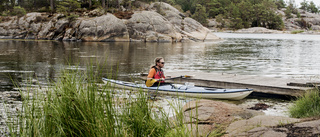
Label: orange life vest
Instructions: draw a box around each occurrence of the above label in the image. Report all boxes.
[152,66,165,83]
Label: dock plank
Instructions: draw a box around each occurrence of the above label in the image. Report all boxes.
[165,71,316,96]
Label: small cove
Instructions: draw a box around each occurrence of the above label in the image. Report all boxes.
[1,33,320,120]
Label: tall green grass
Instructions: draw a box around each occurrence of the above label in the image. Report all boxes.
[6,64,199,137]
[289,88,320,118]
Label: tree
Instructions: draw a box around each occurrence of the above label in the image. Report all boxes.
[57,0,80,14]
[207,0,225,18]
[308,1,319,13]
[18,0,24,7]
[175,0,197,13]
[275,0,286,9]
[227,2,243,29]
[215,14,225,29]
[300,0,308,10]
[238,0,253,28]
[50,0,55,12]
[102,0,105,9]
[192,4,208,26]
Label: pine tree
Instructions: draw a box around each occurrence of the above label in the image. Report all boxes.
[192,4,208,26]
[300,0,308,11]
[308,1,319,13]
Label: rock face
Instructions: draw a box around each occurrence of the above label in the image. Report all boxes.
[181,100,261,136]
[148,2,220,42]
[279,9,320,32]
[226,116,320,137]
[126,11,181,42]
[180,99,320,137]
[0,2,221,42]
[235,27,285,34]
[78,14,129,42]
[226,115,301,136]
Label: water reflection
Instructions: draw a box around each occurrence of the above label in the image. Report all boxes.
[1,33,320,91]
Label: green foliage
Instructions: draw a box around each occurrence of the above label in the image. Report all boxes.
[215,14,225,29]
[274,0,286,9]
[192,4,208,26]
[300,0,308,10]
[299,0,319,13]
[174,0,196,13]
[289,88,320,118]
[285,6,293,19]
[12,6,27,17]
[308,1,319,13]
[290,30,304,34]
[66,14,79,22]
[296,11,301,18]
[57,0,81,14]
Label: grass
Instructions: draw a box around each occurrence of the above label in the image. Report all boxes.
[289,88,320,118]
[5,64,205,137]
[290,30,304,34]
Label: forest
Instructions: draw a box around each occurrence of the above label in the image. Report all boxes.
[0,0,319,30]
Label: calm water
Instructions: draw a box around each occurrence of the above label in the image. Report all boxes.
[1,33,320,90]
[2,33,320,117]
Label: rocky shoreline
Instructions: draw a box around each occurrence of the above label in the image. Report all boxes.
[182,100,320,137]
[1,89,320,136]
[0,2,221,42]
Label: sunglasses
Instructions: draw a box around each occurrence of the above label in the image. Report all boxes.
[159,62,165,64]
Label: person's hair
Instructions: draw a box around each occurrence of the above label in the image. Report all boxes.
[151,57,163,68]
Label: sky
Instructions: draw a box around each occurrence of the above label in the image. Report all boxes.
[294,0,320,7]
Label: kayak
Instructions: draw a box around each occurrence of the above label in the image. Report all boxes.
[102,78,253,100]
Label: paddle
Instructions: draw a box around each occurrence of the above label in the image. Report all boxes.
[146,79,159,87]
[145,75,191,87]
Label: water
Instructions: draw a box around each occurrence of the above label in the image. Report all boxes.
[1,33,320,117]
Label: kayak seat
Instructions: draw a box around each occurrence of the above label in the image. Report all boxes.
[204,88,218,91]
[178,86,188,90]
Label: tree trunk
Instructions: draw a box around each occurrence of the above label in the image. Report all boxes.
[11,0,16,8]
[50,0,54,12]
[18,0,24,7]
[89,0,92,9]
[102,0,105,9]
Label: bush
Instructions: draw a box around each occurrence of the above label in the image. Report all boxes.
[12,6,26,17]
[289,88,320,118]
[291,30,304,34]
[57,0,81,14]
[66,14,79,22]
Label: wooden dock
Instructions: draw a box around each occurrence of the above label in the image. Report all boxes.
[164,71,319,97]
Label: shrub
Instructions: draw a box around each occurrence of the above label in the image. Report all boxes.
[66,14,79,22]
[289,88,320,118]
[57,0,81,14]
[291,30,304,34]
[12,6,26,17]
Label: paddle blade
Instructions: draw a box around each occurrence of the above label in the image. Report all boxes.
[146,79,158,87]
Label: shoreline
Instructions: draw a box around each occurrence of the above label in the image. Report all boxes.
[210,27,320,35]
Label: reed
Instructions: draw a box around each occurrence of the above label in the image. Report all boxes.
[289,88,320,118]
[6,64,196,136]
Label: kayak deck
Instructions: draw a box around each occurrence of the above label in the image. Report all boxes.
[102,78,253,100]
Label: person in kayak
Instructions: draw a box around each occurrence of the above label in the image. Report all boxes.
[147,57,166,87]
